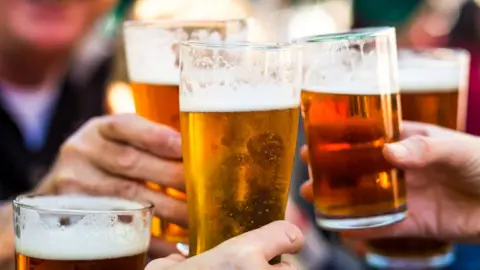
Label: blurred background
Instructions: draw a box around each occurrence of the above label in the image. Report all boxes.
[2,0,480,269]
[101,1,480,269]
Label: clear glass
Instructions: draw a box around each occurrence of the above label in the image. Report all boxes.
[123,18,250,244]
[179,41,302,262]
[295,27,406,230]
[365,47,471,269]
[14,194,153,270]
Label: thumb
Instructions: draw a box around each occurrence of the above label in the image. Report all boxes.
[218,221,304,261]
[384,135,477,169]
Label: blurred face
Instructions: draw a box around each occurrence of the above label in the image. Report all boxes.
[0,0,117,51]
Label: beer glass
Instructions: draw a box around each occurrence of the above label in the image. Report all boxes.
[14,194,152,270]
[365,48,471,269]
[179,40,302,260]
[295,27,406,230]
[123,18,249,243]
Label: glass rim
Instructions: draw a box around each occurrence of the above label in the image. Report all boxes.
[293,26,395,43]
[13,194,154,215]
[124,18,251,28]
[181,40,300,51]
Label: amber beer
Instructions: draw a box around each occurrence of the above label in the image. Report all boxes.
[301,89,406,227]
[180,41,301,261]
[296,27,405,229]
[365,48,470,268]
[14,195,152,270]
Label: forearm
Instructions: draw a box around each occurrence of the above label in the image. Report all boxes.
[0,202,14,270]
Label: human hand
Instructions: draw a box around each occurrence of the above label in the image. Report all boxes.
[36,114,186,257]
[300,121,480,242]
[145,221,304,270]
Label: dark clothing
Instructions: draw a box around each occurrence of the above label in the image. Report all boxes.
[0,55,112,200]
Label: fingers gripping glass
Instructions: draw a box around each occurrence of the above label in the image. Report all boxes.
[365,47,471,269]
[294,27,406,230]
[179,40,302,264]
[123,18,250,244]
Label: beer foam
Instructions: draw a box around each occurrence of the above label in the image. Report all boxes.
[15,195,151,261]
[180,84,300,112]
[398,60,461,93]
[124,25,180,85]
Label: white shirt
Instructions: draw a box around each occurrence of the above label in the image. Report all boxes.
[0,81,60,151]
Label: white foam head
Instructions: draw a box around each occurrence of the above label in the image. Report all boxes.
[124,24,180,86]
[180,66,301,112]
[180,83,300,112]
[123,20,250,87]
[14,195,151,261]
[398,50,468,92]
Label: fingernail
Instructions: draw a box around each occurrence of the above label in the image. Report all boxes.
[285,228,298,243]
[386,143,409,159]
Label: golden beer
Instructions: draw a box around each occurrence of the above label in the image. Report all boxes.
[296,27,405,229]
[365,48,470,268]
[180,41,302,262]
[181,107,299,256]
[14,195,152,270]
[301,90,405,223]
[123,19,249,243]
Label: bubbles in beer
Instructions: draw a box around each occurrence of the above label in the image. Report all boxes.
[15,195,150,261]
[247,132,284,168]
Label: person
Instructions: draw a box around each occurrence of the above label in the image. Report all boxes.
[300,121,480,242]
[0,0,123,199]
[0,113,305,270]
[0,114,187,268]
[0,0,186,263]
[0,2,309,269]
[146,221,304,270]
[142,119,480,269]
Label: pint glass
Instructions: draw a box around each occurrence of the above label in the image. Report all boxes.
[123,19,249,242]
[365,48,471,268]
[14,195,152,270]
[295,27,406,230]
[180,41,302,259]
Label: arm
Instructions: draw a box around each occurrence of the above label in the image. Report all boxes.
[0,202,14,270]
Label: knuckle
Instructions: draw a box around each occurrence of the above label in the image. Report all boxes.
[104,114,125,134]
[114,146,142,173]
[407,135,431,165]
